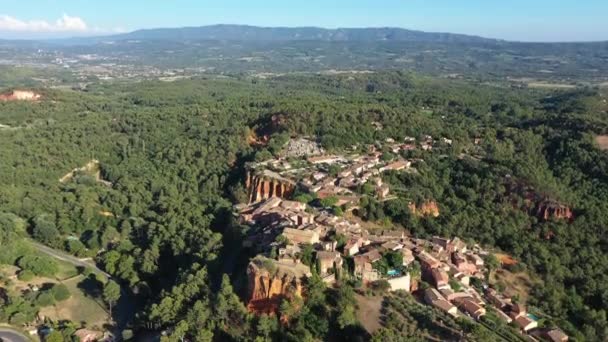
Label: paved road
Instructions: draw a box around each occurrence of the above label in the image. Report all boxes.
[28,240,111,278]
[0,328,29,342]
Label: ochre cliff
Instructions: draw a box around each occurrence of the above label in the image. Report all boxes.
[246,170,296,203]
[0,90,41,101]
[247,257,311,314]
[533,201,573,222]
[408,201,440,217]
[506,179,574,222]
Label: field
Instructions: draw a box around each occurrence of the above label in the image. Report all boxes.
[38,275,109,329]
[0,260,110,330]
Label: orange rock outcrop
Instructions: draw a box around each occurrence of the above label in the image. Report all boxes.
[534,201,573,222]
[246,257,311,314]
[0,90,41,101]
[246,170,296,203]
[408,201,440,217]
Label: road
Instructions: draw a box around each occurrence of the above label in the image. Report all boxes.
[0,328,29,342]
[28,240,111,278]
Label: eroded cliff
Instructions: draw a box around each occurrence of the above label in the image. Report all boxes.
[408,201,440,217]
[246,170,296,203]
[246,257,311,314]
[0,90,41,101]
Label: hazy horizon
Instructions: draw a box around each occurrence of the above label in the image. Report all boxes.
[1,0,607,42]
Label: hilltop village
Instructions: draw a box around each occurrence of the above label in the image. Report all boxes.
[236,137,568,342]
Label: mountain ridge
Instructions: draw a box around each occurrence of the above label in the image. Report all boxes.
[102,24,499,43]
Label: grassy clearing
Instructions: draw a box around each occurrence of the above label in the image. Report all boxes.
[491,268,540,303]
[38,275,109,330]
[355,294,383,334]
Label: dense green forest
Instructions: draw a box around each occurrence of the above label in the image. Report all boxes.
[1,72,608,341]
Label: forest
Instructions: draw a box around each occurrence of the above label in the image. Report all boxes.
[1,71,607,341]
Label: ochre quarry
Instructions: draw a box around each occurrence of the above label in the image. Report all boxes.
[246,169,296,203]
[246,257,311,315]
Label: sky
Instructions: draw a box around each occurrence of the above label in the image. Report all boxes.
[0,0,607,42]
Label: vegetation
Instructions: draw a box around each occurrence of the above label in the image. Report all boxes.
[1,71,607,340]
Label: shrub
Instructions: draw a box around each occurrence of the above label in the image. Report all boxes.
[17,269,35,281]
[36,291,56,307]
[51,284,71,301]
[17,255,59,277]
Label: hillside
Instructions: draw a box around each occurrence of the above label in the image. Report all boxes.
[108,24,496,43]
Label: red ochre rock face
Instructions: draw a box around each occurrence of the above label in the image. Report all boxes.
[246,171,296,203]
[534,201,574,222]
[246,258,309,315]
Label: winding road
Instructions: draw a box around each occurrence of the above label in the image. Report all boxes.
[28,240,111,278]
[0,328,29,342]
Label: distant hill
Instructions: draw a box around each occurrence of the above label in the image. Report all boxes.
[108,24,497,43]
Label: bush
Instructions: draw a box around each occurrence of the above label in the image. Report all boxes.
[51,284,71,301]
[36,291,56,307]
[17,255,59,277]
[9,312,27,325]
[17,269,35,281]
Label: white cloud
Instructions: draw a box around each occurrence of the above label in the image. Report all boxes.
[0,14,88,33]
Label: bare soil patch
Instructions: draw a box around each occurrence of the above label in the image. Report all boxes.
[355,294,383,334]
[595,135,608,150]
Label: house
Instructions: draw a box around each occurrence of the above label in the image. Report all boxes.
[452,253,478,275]
[457,298,486,320]
[354,255,379,282]
[282,228,320,245]
[417,251,441,270]
[432,299,458,317]
[361,249,383,263]
[514,315,538,332]
[509,303,527,319]
[485,288,510,310]
[467,253,484,268]
[545,329,568,342]
[380,160,411,172]
[432,237,453,253]
[431,268,450,289]
[424,288,445,304]
[401,248,415,266]
[440,288,471,302]
[308,155,344,165]
[343,237,362,256]
[451,237,467,253]
[381,241,403,251]
[493,309,513,323]
[322,240,338,252]
[425,289,458,316]
[316,251,343,276]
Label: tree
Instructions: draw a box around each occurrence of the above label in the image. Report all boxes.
[32,214,59,245]
[36,292,56,307]
[45,331,65,342]
[103,280,121,316]
[52,284,71,301]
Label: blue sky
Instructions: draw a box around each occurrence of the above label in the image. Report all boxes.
[1,0,607,41]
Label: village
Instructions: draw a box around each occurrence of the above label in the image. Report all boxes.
[236,136,569,342]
